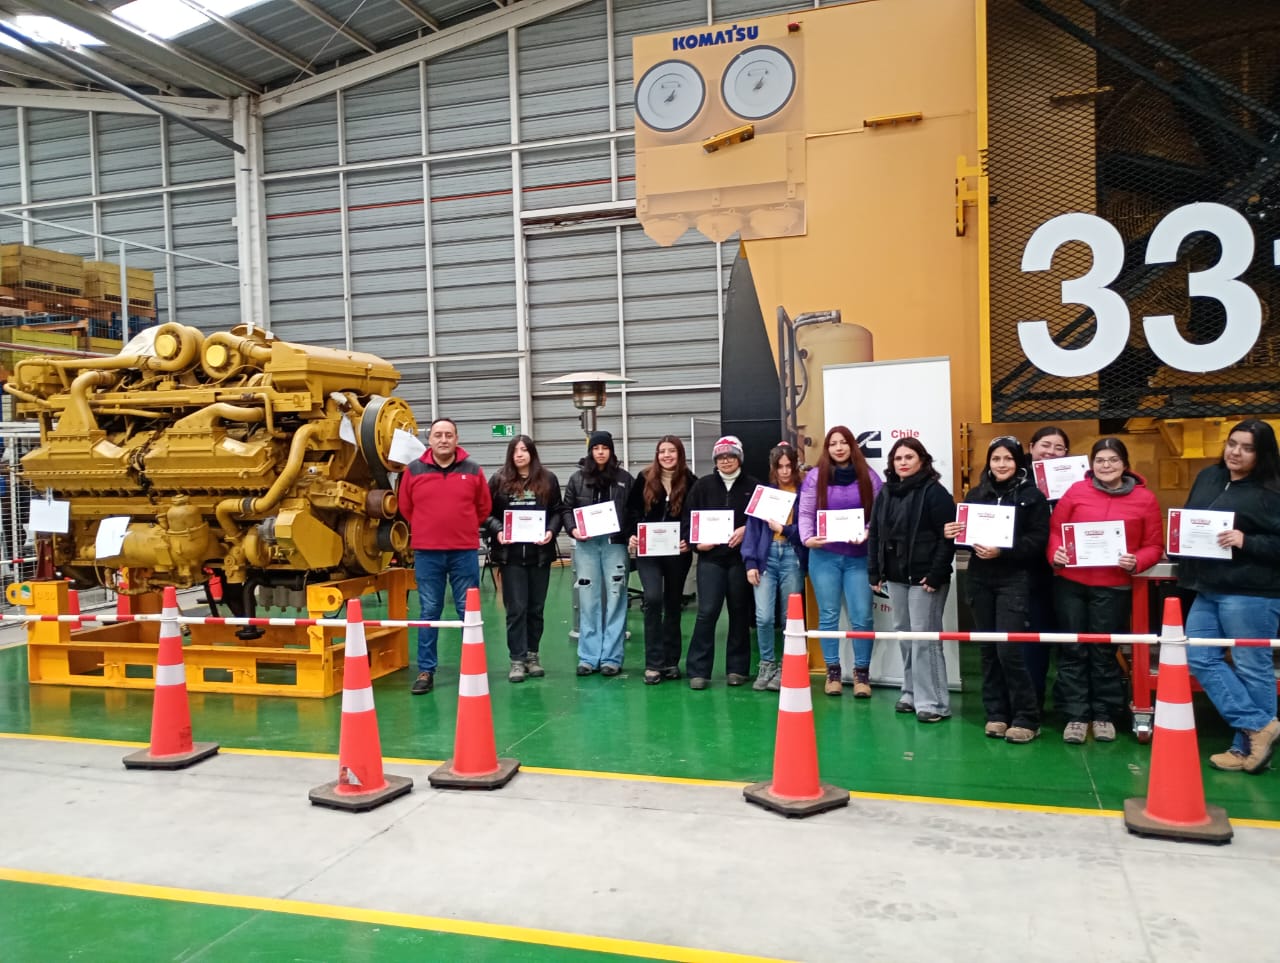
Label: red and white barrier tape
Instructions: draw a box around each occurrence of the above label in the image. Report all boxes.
[0,613,464,629]
[805,629,1280,648]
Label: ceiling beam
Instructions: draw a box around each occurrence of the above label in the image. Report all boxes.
[0,18,244,151]
[263,0,594,116]
[67,44,184,96]
[290,0,377,54]
[177,0,316,76]
[22,0,259,97]
[393,0,440,31]
[0,46,81,88]
[0,86,233,119]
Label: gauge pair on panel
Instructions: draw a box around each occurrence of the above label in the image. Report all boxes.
[635,46,796,133]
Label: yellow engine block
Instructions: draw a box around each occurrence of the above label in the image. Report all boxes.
[4,323,416,599]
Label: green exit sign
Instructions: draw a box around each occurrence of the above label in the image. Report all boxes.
[491,424,515,438]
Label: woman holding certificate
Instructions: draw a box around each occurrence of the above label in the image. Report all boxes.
[1025,425,1073,709]
[483,435,564,683]
[563,431,634,677]
[627,436,698,685]
[743,442,808,692]
[1176,419,1280,774]
[684,435,760,690]
[943,437,1048,743]
[799,426,882,697]
[1046,438,1162,744]
[868,438,957,722]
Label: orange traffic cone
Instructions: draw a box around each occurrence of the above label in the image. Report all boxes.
[1124,597,1232,844]
[429,587,520,789]
[744,593,848,817]
[310,598,413,811]
[123,586,219,770]
[67,587,82,632]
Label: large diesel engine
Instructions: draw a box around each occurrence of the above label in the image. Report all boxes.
[4,323,416,608]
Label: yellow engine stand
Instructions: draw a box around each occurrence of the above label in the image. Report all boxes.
[10,568,412,698]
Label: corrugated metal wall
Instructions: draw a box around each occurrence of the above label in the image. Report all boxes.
[2,0,812,483]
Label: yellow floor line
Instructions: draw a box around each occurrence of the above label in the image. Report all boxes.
[3,729,1278,828]
[0,866,789,963]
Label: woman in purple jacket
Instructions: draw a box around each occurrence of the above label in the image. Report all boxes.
[799,425,884,696]
[742,443,807,692]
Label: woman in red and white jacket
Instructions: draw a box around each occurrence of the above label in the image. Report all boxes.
[1046,437,1162,745]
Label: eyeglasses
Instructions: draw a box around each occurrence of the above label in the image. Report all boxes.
[1093,456,1124,467]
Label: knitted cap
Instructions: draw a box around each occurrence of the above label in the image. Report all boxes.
[587,430,615,455]
[712,435,744,460]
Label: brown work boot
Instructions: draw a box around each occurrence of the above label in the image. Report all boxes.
[1209,749,1246,772]
[985,721,1008,739]
[824,664,842,696]
[1243,719,1280,774]
[508,660,527,683]
[852,667,872,698]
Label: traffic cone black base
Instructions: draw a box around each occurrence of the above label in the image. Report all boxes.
[743,781,849,818]
[1123,798,1232,845]
[123,743,219,771]
[309,773,414,812]
[428,757,519,790]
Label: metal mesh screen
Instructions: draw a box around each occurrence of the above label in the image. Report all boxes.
[986,0,1280,422]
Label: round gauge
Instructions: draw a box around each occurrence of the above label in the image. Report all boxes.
[635,60,705,133]
[721,45,796,121]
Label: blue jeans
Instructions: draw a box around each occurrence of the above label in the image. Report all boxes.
[413,548,479,673]
[1187,592,1280,753]
[752,540,804,663]
[807,549,872,667]
[575,537,629,669]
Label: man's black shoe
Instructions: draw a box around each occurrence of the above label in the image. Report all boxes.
[411,671,434,694]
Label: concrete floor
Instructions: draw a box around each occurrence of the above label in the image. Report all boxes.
[3,734,1280,962]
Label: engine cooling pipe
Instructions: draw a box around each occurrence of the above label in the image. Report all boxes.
[215,421,322,535]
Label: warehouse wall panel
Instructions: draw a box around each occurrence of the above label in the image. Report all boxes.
[518,0,610,142]
[522,142,614,209]
[425,35,510,153]
[167,119,236,184]
[265,176,346,343]
[25,109,92,203]
[95,113,163,195]
[346,168,429,355]
[263,96,340,173]
[0,109,19,208]
[168,186,239,327]
[434,356,523,473]
[344,66,423,165]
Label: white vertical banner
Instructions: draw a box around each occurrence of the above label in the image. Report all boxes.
[821,358,961,690]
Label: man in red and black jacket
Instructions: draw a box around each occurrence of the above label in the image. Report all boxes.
[397,417,492,694]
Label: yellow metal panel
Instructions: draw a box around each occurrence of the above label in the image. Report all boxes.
[639,132,792,195]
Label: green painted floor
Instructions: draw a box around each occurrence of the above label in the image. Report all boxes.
[2,568,1277,818]
[0,880,642,962]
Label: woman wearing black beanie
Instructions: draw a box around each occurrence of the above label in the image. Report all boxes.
[562,430,633,675]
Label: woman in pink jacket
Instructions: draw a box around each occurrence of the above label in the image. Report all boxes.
[1046,438,1162,744]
